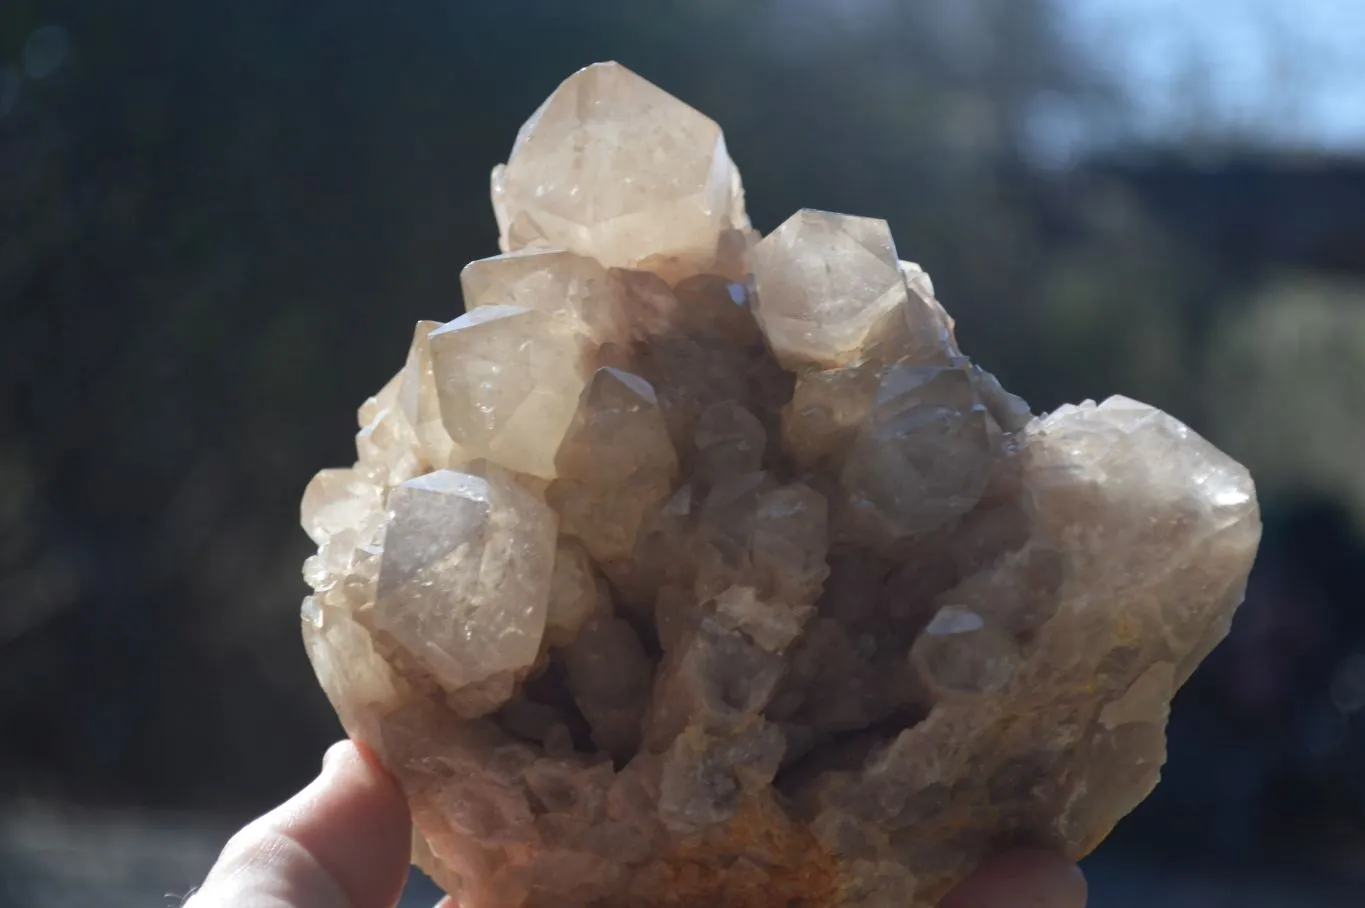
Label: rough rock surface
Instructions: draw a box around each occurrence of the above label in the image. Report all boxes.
[300,62,1261,908]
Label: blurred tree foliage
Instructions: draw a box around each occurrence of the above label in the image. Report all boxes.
[1,0,1362,828]
[1205,276,1365,527]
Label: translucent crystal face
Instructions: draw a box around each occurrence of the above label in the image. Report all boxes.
[300,63,1261,908]
[301,467,383,547]
[372,469,557,715]
[493,62,748,278]
[461,249,627,346]
[427,306,589,479]
[750,209,909,370]
[840,364,995,538]
[549,366,679,564]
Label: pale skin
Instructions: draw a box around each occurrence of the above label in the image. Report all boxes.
[187,741,1088,908]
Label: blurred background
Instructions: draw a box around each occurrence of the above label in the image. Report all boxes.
[3,0,1364,905]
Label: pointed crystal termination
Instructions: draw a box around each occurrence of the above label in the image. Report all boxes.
[300,62,1262,908]
[428,306,589,479]
[303,593,407,743]
[781,362,880,470]
[460,250,628,347]
[491,62,748,280]
[549,367,679,565]
[301,467,384,547]
[545,538,607,647]
[750,209,909,371]
[371,469,557,717]
[839,364,995,544]
[565,613,654,762]
[397,321,464,470]
[358,369,402,429]
[756,210,970,476]
[693,401,766,485]
[356,400,425,490]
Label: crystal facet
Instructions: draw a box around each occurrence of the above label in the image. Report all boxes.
[300,64,1262,908]
[750,209,908,370]
[549,366,679,566]
[493,61,748,281]
[397,320,463,470]
[371,469,557,717]
[428,306,589,479]
[838,364,995,544]
[461,249,627,346]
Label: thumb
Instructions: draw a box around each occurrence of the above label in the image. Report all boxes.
[188,740,412,908]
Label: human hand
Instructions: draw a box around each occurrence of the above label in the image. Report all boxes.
[187,741,412,908]
[188,741,1087,908]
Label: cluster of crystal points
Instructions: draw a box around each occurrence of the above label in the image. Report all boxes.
[300,63,1261,908]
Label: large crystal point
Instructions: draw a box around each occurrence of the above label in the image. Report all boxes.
[300,63,1262,908]
[758,210,967,484]
[492,62,748,280]
[371,469,557,717]
[750,209,909,370]
[428,306,589,479]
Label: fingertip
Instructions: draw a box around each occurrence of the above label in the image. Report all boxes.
[321,738,352,770]
[939,849,1087,908]
[192,740,412,908]
[288,740,412,906]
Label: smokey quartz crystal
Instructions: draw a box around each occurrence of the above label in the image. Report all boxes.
[300,62,1261,908]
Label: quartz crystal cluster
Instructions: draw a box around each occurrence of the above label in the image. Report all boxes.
[300,63,1261,908]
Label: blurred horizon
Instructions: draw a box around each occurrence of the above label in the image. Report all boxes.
[3,1,1365,905]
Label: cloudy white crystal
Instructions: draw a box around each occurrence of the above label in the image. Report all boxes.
[493,61,748,280]
[371,469,557,716]
[300,63,1262,908]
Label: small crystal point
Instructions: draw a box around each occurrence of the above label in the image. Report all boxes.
[750,209,909,370]
[839,364,994,543]
[357,369,402,429]
[494,62,748,278]
[460,249,626,346]
[550,366,678,565]
[911,609,1020,695]
[566,614,654,762]
[301,467,383,546]
[693,400,765,484]
[303,595,408,742]
[397,320,463,469]
[357,414,421,486]
[782,361,880,470]
[670,274,763,347]
[545,538,605,647]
